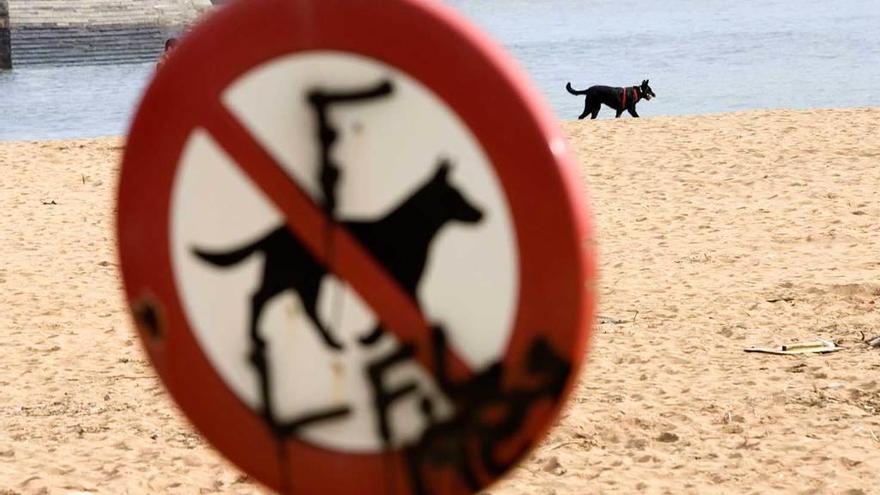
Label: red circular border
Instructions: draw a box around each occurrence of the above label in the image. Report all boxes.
[117,0,597,493]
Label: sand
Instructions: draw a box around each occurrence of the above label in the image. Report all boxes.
[1,108,879,494]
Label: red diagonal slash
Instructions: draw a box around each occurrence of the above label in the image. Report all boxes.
[201,102,473,382]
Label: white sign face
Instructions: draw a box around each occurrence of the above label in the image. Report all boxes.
[169,52,519,452]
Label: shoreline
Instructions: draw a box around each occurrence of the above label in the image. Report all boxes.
[3,106,878,144]
[564,104,880,121]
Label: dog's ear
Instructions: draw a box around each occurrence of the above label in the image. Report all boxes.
[435,159,452,180]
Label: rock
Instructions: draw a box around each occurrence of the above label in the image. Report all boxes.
[542,456,566,475]
[722,424,744,434]
[656,432,679,443]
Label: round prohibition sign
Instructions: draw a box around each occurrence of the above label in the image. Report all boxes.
[116,0,597,493]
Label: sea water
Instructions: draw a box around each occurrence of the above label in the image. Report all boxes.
[0,63,153,141]
[1,0,878,141]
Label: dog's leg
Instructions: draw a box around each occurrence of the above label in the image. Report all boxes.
[577,98,591,120]
[590,106,600,120]
[615,107,624,118]
[300,285,345,351]
[627,106,640,118]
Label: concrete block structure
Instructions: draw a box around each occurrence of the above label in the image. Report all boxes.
[6,0,212,66]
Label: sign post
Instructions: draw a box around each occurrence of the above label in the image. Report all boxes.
[117,0,596,493]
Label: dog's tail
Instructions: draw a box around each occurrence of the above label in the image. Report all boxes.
[191,239,262,267]
[565,82,588,96]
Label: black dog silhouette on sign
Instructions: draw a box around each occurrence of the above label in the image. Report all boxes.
[192,161,483,350]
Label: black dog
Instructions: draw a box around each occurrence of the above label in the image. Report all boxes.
[566,79,655,119]
[192,161,484,352]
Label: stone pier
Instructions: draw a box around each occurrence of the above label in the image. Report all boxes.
[6,0,212,67]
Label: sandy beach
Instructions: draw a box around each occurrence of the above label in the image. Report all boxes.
[1,107,879,494]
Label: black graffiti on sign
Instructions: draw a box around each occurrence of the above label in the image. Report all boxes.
[366,327,571,494]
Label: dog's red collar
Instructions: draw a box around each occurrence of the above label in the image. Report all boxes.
[622,87,640,108]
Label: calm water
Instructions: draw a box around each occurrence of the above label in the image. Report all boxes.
[0,64,154,141]
[1,0,879,141]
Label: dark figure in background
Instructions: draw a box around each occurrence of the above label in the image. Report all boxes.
[156,38,178,70]
[566,79,656,119]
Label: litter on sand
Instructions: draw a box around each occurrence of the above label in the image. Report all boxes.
[744,339,841,355]
[859,332,880,348]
